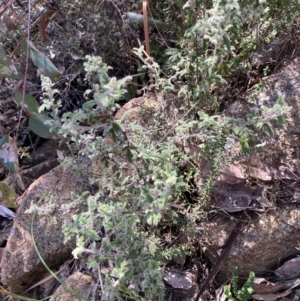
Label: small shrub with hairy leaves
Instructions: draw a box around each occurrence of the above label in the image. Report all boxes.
[30,0,295,300]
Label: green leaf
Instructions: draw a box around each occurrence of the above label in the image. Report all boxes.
[94,92,112,110]
[88,112,96,125]
[223,35,231,51]
[112,122,123,134]
[125,146,134,163]
[103,220,114,230]
[111,239,122,247]
[142,188,154,203]
[85,228,100,240]
[217,61,231,76]
[87,256,101,269]
[224,285,234,299]
[99,71,110,85]
[274,95,286,108]
[262,122,273,136]
[29,114,58,139]
[82,100,97,111]
[128,249,138,258]
[241,138,249,152]
[149,242,157,255]
[116,257,125,268]
[0,64,20,79]
[15,93,40,115]
[0,57,11,68]
[276,115,286,125]
[22,41,61,81]
[0,46,7,60]
[232,266,239,296]
[124,82,137,101]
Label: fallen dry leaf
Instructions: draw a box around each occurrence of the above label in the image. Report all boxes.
[275,257,300,278]
[240,155,297,181]
[252,278,286,294]
[163,268,197,290]
[243,165,272,181]
[218,164,245,184]
[38,10,56,43]
[213,181,269,212]
[264,164,296,181]
[2,14,18,31]
[252,289,291,301]
[215,284,227,301]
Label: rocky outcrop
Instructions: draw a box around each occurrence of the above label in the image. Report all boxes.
[201,204,300,283]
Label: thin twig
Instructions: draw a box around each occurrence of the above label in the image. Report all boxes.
[16,0,31,138]
[142,0,154,86]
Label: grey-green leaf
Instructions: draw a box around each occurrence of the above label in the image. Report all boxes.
[29,114,58,139]
[126,12,167,29]
[22,41,62,81]
[15,93,40,115]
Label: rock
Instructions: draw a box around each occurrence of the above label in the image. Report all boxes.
[115,92,183,126]
[200,203,300,283]
[21,158,60,189]
[49,271,92,301]
[0,164,90,292]
[115,92,160,122]
[2,140,67,196]
[21,140,67,167]
[20,140,69,189]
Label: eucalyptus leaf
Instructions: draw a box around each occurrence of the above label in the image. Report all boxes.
[0,46,6,59]
[126,12,167,29]
[29,114,58,139]
[0,57,12,68]
[15,92,40,115]
[22,41,62,81]
[0,64,20,79]
[0,46,20,78]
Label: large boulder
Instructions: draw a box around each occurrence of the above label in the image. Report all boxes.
[0,164,90,292]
